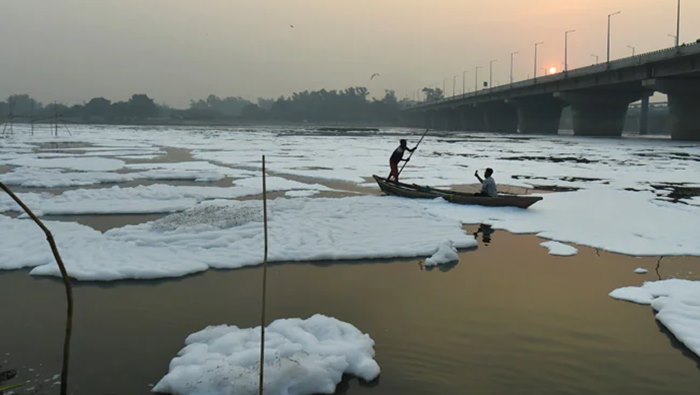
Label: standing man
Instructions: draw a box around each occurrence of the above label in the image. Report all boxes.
[388,139,416,182]
[474,168,498,197]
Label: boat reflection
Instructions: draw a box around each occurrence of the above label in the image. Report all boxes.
[473,224,494,245]
[418,259,460,273]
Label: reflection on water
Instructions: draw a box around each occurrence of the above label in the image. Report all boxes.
[473,223,494,245]
[655,320,700,370]
[418,260,460,273]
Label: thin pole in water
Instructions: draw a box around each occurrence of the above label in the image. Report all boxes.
[258,156,269,395]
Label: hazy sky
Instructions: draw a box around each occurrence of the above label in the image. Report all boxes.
[1,0,699,107]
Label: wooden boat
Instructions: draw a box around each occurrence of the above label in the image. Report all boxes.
[372,175,542,209]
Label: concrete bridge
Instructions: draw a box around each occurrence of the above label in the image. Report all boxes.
[403,42,700,140]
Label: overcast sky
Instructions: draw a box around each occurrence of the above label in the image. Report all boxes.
[1,0,698,107]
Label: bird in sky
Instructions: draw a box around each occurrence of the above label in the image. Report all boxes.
[290,24,295,28]
[370,73,380,80]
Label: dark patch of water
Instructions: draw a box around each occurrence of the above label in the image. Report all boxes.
[500,156,596,164]
[651,183,700,203]
[635,152,700,162]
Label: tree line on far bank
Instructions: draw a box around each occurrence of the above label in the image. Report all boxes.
[0,88,416,125]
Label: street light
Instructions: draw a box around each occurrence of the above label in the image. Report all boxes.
[452,75,457,97]
[675,0,681,47]
[627,45,636,56]
[534,41,544,80]
[462,70,470,95]
[510,51,519,84]
[474,66,482,92]
[591,54,599,65]
[565,29,575,72]
[607,11,621,63]
[489,59,498,89]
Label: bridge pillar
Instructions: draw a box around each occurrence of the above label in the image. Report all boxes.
[644,78,700,140]
[510,95,563,134]
[425,110,441,130]
[478,102,518,133]
[556,91,642,137]
[401,111,421,128]
[459,106,484,132]
[639,94,650,135]
[445,108,464,131]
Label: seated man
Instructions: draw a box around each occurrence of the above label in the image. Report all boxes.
[474,168,498,197]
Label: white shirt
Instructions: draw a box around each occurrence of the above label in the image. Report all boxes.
[481,177,497,197]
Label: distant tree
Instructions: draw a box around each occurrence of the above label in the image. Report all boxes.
[156,103,177,118]
[185,94,253,119]
[83,97,112,118]
[421,87,444,102]
[369,90,400,122]
[241,103,268,120]
[257,98,275,111]
[127,94,158,118]
[110,101,130,119]
[43,102,70,118]
[7,94,42,117]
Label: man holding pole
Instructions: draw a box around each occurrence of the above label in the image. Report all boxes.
[387,139,415,182]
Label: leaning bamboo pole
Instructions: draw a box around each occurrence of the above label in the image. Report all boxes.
[0,182,73,395]
[258,156,269,395]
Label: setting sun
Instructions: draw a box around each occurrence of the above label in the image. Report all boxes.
[549,66,558,74]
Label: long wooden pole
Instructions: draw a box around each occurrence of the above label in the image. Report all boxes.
[397,129,429,178]
[258,156,269,395]
[0,182,73,395]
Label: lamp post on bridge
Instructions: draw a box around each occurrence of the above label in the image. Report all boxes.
[534,41,544,81]
[510,51,518,85]
[607,11,621,63]
[565,29,575,72]
[474,66,482,92]
[675,0,681,47]
[489,59,497,89]
[627,45,636,56]
[462,70,469,95]
[591,54,599,65]
[452,75,457,97]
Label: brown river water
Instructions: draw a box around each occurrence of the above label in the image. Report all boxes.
[2,144,699,394]
[2,226,699,395]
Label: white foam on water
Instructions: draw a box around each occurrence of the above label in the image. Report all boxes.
[424,241,460,267]
[6,157,125,172]
[610,279,700,359]
[152,314,380,395]
[0,196,476,280]
[539,241,578,256]
[0,179,334,215]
